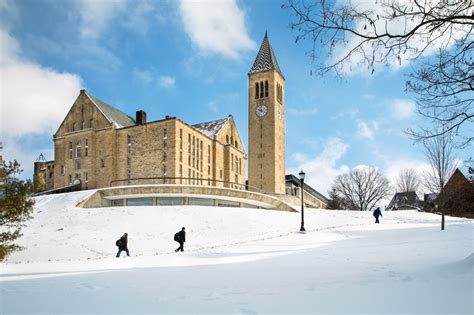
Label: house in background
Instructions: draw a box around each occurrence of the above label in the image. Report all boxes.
[386,191,423,211]
[437,169,474,218]
[423,193,438,212]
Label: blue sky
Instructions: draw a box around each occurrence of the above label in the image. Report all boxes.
[0,0,469,195]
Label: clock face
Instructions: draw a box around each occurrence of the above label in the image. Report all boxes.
[256,105,268,117]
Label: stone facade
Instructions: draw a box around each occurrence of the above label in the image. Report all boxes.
[248,34,286,194]
[39,90,246,191]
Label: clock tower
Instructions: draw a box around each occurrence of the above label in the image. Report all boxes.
[248,33,285,194]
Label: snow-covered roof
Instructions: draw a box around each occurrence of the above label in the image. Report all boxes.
[86,92,136,128]
[192,117,228,139]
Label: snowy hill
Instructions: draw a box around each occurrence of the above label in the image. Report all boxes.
[1,190,473,314]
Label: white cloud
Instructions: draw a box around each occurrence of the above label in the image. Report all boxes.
[357,120,379,140]
[78,0,127,40]
[0,29,83,137]
[179,0,256,59]
[208,101,219,114]
[289,137,350,195]
[391,99,416,120]
[132,67,154,85]
[330,0,471,75]
[158,76,176,89]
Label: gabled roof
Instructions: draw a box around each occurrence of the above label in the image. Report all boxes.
[192,117,228,139]
[86,92,135,128]
[387,191,422,210]
[248,32,284,78]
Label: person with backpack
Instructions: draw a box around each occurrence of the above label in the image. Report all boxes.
[116,233,130,257]
[174,227,186,252]
[373,207,382,224]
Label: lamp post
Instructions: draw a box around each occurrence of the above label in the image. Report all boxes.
[299,170,306,232]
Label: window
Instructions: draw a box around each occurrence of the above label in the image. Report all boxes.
[226,135,229,144]
[239,158,242,174]
[180,151,183,162]
[235,156,238,173]
[220,169,223,179]
[255,82,259,99]
[49,172,54,179]
[163,128,168,139]
[127,135,132,146]
[180,128,183,139]
[163,165,167,177]
[75,159,81,170]
[72,123,76,132]
[235,141,238,149]
[163,151,167,161]
[188,155,191,166]
[208,145,211,163]
[61,165,65,176]
[235,174,238,183]
[208,165,210,175]
[85,139,89,157]
[231,154,234,171]
[68,175,72,185]
[84,172,88,183]
[265,80,269,97]
[81,120,85,130]
[89,118,94,128]
[260,81,264,98]
[68,142,73,159]
[75,145,82,158]
[127,169,131,180]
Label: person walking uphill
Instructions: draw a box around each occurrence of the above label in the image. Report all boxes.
[373,207,382,224]
[116,233,130,257]
[174,227,186,252]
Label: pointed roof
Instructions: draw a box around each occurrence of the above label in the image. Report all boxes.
[248,32,284,78]
[85,91,135,128]
[192,117,229,139]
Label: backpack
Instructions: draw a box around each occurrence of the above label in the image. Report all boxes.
[116,239,121,247]
[174,232,180,242]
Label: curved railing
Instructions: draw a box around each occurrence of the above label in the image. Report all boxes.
[110,176,265,193]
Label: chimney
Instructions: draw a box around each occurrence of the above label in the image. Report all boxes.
[136,110,147,125]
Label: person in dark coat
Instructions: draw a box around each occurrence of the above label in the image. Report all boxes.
[116,233,130,257]
[174,227,186,252]
[373,207,382,224]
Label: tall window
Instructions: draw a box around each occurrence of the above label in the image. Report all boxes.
[75,159,81,170]
[75,140,82,158]
[89,118,94,128]
[61,165,65,176]
[72,123,76,132]
[255,82,259,99]
[85,139,89,157]
[231,153,234,171]
[163,128,168,139]
[68,175,72,185]
[265,80,269,97]
[81,120,85,130]
[68,142,73,159]
[260,81,264,98]
[180,151,183,162]
[208,145,211,163]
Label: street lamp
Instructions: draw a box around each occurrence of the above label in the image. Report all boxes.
[299,170,306,232]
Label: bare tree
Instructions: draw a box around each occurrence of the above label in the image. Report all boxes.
[422,130,457,194]
[331,167,392,210]
[395,168,421,193]
[284,0,473,146]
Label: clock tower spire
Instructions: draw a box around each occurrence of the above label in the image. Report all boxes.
[248,33,285,194]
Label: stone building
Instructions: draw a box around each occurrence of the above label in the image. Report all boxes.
[36,89,246,191]
[33,32,328,209]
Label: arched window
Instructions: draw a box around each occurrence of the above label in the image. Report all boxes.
[259,81,264,98]
[81,120,85,130]
[265,81,269,97]
[255,82,259,99]
[226,135,229,143]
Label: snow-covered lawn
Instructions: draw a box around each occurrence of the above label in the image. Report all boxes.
[1,191,472,314]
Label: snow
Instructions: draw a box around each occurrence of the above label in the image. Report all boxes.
[0,190,473,314]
